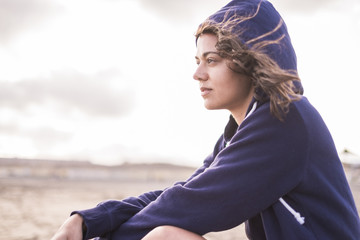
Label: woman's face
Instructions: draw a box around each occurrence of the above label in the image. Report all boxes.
[193,33,254,119]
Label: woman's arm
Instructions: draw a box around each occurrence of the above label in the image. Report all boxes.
[51,214,84,240]
[68,153,217,239]
[107,103,309,239]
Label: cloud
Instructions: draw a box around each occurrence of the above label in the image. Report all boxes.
[137,0,356,23]
[137,0,228,24]
[273,0,336,12]
[0,0,63,43]
[0,69,134,117]
[0,122,72,148]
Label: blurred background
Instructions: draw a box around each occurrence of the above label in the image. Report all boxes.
[0,0,359,166]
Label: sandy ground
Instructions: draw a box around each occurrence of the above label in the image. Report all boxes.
[0,165,359,240]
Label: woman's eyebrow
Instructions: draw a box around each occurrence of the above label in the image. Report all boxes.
[195,51,220,59]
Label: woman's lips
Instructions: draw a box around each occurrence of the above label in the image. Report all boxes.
[200,87,212,96]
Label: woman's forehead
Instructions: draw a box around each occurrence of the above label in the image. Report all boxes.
[196,34,218,54]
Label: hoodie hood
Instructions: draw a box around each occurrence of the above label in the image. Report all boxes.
[206,0,303,94]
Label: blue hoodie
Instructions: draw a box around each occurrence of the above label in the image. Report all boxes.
[74,1,360,239]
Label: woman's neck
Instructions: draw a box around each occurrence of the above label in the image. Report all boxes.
[230,94,255,126]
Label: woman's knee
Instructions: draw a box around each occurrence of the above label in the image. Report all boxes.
[142,225,206,240]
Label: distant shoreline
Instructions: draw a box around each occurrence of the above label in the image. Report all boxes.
[0,157,196,182]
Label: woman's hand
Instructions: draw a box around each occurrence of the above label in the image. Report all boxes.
[51,214,84,240]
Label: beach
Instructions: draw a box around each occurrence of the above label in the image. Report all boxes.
[0,158,359,240]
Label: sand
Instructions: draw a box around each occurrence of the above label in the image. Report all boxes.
[0,160,359,240]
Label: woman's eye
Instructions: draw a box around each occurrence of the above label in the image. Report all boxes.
[207,58,215,64]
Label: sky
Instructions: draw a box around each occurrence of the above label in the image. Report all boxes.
[0,0,359,167]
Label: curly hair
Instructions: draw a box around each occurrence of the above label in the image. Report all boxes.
[195,6,302,121]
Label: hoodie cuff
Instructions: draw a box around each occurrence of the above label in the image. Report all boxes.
[71,204,112,240]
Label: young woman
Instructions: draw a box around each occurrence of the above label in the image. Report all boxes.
[52,0,360,239]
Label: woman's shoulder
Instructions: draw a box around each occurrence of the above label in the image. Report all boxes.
[289,96,327,129]
[253,96,322,126]
[239,97,322,143]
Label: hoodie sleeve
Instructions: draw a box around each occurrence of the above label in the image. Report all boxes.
[72,151,216,239]
[107,102,310,240]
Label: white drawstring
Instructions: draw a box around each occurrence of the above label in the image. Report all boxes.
[244,101,257,121]
[235,101,305,226]
[279,197,305,225]
[225,102,258,148]
[229,101,305,225]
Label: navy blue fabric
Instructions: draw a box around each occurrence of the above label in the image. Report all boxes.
[209,0,297,72]
[75,98,360,240]
[206,0,304,95]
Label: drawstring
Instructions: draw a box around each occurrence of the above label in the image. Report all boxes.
[226,100,305,225]
[225,101,305,225]
[225,102,258,148]
[279,197,305,225]
[244,101,257,121]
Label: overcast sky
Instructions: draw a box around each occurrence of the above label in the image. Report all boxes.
[0,0,359,166]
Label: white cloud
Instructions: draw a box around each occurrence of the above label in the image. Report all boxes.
[0,69,134,117]
[0,0,63,43]
[138,0,229,25]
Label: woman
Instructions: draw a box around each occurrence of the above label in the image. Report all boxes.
[52,0,360,239]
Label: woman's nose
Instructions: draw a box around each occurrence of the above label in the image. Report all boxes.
[193,65,208,81]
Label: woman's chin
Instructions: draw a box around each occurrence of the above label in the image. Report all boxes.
[204,102,220,110]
